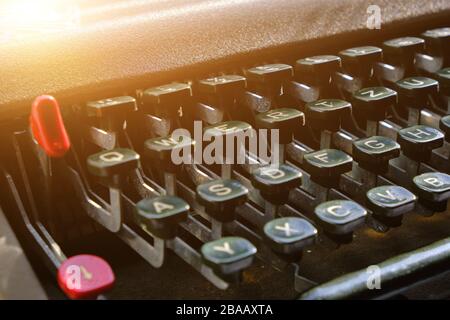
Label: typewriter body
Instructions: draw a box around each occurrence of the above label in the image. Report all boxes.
[1,0,450,300]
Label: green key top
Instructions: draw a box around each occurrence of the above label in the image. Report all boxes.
[204,121,252,137]
[352,136,400,173]
[203,121,253,163]
[144,135,195,171]
[352,87,397,121]
[135,196,189,239]
[397,125,444,162]
[245,64,293,85]
[303,149,352,187]
[296,55,341,85]
[339,46,382,77]
[142,83,192,117]
[366,185,416,218]
[255,108,305,143]
[264,217,317,255]
[396,77,439,108]
[413,172,450,212]
[143,83,191,106]
[86,96,137,131]
[87,96,137,118]
[196,179,248,222]
[439,115,450,141]
[422,28,450,59]
[252,164,302,204]
[87,148,140,179]
[305,99,351,131]
[383,37,424,68]
[198,75,246,96]
[314,200,367,235]
[201,237,257,276]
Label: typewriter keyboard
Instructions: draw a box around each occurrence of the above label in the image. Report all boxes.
[2,26,450,300]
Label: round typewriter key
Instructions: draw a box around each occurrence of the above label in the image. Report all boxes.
[296,55,341,85]
[255,108,305,144]
[397,125,444,162]
[422,27,450,59]
[135,196,189,239]
[352,87,397,121]
[245,64,293,85]
[198,75,246,95]
[87,148,140,179]
[57,255,115,300]
[143,82,192,106]
[352,136,400,173]
[305,99,351,132]
[252,164,302,204]
[204,120,253,178]
[396,76,439,108]
[145,135,194,171]
[264,217,317,256]
[366,185,416,218]
[303,149,352,187]
[196,179,248,222]
[383,37,425,69]
[413,172,450,212]
[339,46,382,77]
[201,237,257,277]
[142,82,192,117]
[87,96,136,119]
[314,200,367,236]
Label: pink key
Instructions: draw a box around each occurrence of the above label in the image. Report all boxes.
[57,254,115,299]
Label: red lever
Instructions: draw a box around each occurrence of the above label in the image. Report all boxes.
[57,254,115,300]
[30,95,71,158]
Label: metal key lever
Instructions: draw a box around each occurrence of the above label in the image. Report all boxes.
[5,171,113,300]
[299,237,450,300]
[67,164,167,267]
[131,179,251,288]
[5,170,66,268]
[128,168,161,199]
[178,164,315,286]
[132,188,243,288]
[166,237,229,290]
[67,166,122,233]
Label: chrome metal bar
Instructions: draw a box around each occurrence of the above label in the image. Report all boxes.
[167,237,229,290]
[320,130,332,149]
[164,172,177,195]
[366,120,378,136]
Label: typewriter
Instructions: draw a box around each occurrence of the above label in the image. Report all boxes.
[0,0,450,300]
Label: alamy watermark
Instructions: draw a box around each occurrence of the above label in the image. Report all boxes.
[366,265,381,290]
[366,5,382,30]
[168,121,281,166]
